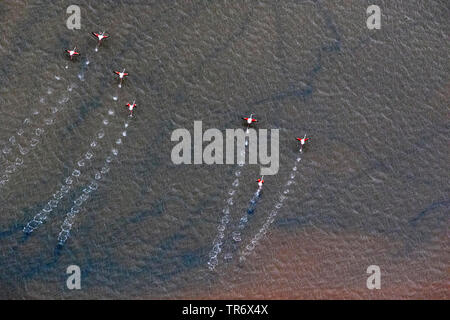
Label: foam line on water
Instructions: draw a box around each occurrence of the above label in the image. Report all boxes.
[0,39,98,177]
[1,49,109,190]
[230,187,263,241]
[219,185,262,263]
[77,58,90,82]
[0,62,79,189]
[0,84,68,164]
[0,90,74,189]
[22,109,116,234]
[207,137,247,271]
[57,121,130,246]
[77,45,101,81]
[239,155,303,262]
[112,86,122,101]
[18,46,117,231]
[247,188,262,215]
